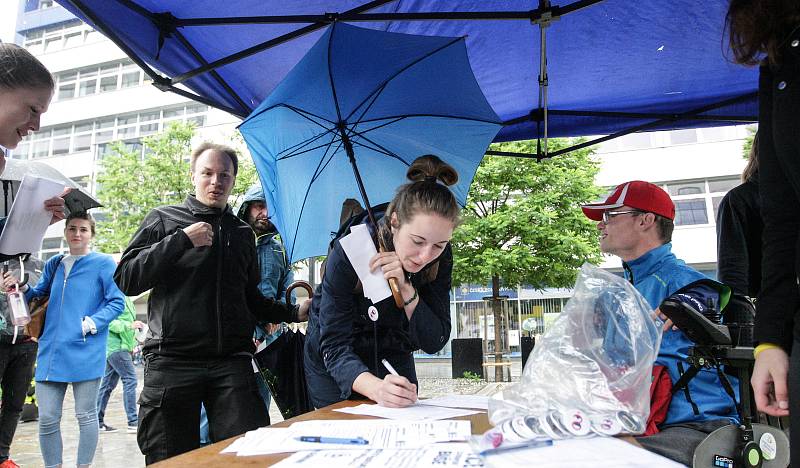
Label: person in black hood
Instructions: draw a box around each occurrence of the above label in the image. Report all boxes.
[114,142,309,464]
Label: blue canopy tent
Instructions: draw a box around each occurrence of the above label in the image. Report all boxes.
[55,0,757,158]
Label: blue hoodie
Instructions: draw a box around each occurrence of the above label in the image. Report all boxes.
[624,243,739,426]
[27,252,125,383]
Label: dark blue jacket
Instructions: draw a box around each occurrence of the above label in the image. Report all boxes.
[304,221,452,405]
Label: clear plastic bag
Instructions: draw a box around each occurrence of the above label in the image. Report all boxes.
[488,264,662,438]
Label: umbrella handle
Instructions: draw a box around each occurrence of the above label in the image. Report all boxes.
[286,281,313,305]
[377,248,405,309]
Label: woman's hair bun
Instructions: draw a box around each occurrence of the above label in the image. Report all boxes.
[406,155,459,187]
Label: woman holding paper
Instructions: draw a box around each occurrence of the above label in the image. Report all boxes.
[3,212,124,468]
[305,155,458,409]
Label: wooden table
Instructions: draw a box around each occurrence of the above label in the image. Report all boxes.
[151,400,493,467]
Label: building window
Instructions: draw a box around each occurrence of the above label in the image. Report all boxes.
[674,199,708,226]
[16,104,209,161]
[23,21,103,55]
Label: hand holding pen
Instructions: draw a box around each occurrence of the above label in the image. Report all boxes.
[374,358,417,408]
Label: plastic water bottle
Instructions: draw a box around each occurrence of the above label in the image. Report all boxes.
[7,289,30,326]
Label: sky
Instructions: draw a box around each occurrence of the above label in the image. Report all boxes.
[1,1,19,43]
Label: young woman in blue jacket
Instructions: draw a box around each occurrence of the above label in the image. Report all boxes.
[305,155,459,409]
[4,212,124,468]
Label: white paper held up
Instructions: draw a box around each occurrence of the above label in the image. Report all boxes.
[339,224,392,303]
[0,175,65,256]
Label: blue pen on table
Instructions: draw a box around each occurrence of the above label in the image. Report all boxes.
[381,358,400,376]
[478,438,553,456]
[296,436,369,445]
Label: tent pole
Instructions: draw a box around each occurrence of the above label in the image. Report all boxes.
[534,1,555,158]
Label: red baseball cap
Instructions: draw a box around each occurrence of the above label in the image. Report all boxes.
[582,180,675,221]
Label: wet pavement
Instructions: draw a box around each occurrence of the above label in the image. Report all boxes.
[9,359,520,467]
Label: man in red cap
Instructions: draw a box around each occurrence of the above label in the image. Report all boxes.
[582,180,738,466]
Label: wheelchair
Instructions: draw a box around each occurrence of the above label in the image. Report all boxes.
[659,292,790,468]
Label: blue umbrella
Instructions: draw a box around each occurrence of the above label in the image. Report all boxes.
[240,22,501,265]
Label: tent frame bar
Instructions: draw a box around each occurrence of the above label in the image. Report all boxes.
[488,91,758,160]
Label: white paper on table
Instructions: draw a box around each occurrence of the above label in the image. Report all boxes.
[418,395,490,410]
[223,420,472,456]
[287,419,471,449]
[339,224,391,303]
[271,442,484,468]
[0,175,65,256]
[484,436,686,468]
[334,403,480,421]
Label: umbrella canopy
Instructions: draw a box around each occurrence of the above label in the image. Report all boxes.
[0,159,102,217]
[56,0,757,144]
[239,23,501,262]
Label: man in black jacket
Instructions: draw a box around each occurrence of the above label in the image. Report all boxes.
[114,142,309,464]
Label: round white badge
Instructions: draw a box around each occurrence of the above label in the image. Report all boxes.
[590,414,622,436]
[759,432,777,461]
[368,306,379,322]
[561,409,591,436]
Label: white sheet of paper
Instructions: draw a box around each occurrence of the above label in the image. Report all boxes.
[339,224,391,303]
[0,175,64,256]
[271,443,484,468]
[334,403,480,421]
[484,436,686,468]
[222,420,473,456]
[418,395,490,410]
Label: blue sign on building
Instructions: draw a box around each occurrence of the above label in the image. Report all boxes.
[453,284,518,301]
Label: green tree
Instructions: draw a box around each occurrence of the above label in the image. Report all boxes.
[94,122,195,253]
[451,138,603,379]
[742,125,756,160]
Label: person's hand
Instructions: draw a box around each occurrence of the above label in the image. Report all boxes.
[265,323,281,335]
[651,307,677,332]
[374,374,418,408]
[296,298,311,322]
[44,188,71,225]
[132,320,145,330]
[183,222,214,248]
[752,347,790,417]
[2,272,20,292]
[370,251,408,288]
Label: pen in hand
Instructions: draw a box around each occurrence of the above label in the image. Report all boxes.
[382,358,399,376]
[296,436,369,445]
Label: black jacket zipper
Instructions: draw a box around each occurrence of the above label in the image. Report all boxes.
[215,220,223,355]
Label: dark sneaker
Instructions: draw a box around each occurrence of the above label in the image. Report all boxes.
[127,424,138,434]
[99,423,118,433]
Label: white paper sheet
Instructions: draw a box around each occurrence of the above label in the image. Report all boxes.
[222,420,473,456]
[0,175,64,256]
[418,395,490,410]
[484,436,686,468]
[271,442,484,468]
[339,224,392,303]
[334,403,480,421]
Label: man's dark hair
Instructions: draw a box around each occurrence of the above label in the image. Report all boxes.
[190,142,239,176]
[655,214,674,244]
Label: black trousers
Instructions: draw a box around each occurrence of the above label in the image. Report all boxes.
[0,341,37,461]
[137,355,268,465]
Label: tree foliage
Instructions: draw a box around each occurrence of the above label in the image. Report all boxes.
[451,138,604,291]
[94,122,196,253]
